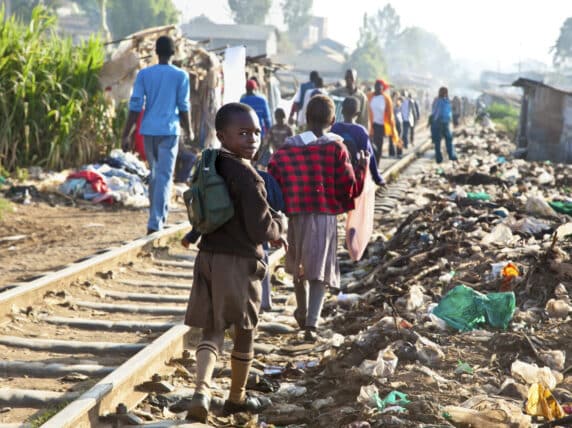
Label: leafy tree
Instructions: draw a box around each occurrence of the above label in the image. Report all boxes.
[282,0,312,33]
[346,13,386,82]
[4,0,62,23]
[388,26,452,78]
[228,0,271,25]
[107,0,179,39]
[369,3,401,50]
[552,17,572,68]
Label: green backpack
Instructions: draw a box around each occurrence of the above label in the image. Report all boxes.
[183,148,235,234]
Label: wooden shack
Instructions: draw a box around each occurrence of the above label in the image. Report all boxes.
[513,78,572,163]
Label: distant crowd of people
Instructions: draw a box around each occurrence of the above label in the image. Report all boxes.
[121,36,469,423]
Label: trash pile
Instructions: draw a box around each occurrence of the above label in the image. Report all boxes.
[58,149,149,207]
[297,125,572,427]
[136,124,572,427]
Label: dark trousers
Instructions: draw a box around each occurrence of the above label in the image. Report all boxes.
[431,122,457,163]
[402,121,411,149]
[410,124,416,145]
[372,123,385,161]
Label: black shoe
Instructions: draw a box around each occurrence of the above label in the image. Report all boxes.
[185,392,211,423]
[223,394,272,416]
[147,228,158,235]
[303,327,318,343]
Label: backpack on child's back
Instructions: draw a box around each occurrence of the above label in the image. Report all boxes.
[183,149,234,234]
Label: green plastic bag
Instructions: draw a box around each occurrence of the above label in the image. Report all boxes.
[466,192,491,201]
[432,285,515,332]
[549,201,572,216]
[374,390,410,411]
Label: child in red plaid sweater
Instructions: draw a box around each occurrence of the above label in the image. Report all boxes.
[268,94,369,341]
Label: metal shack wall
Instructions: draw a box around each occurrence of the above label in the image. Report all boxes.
[527,87,565,162]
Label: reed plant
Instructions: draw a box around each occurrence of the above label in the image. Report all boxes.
[0,5,113,172]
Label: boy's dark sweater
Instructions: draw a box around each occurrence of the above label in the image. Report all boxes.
[198,151,284,259]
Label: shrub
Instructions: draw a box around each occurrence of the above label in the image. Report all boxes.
[486,103,519,136]
[0,6,113,172]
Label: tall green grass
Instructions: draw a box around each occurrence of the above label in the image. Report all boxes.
[0,6,113,172]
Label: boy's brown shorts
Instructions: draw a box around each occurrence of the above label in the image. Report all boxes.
[184,251,267,331]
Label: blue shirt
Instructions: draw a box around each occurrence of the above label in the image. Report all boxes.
[331,122,384,185]
[129,64,190,136]
[240,93,272,137]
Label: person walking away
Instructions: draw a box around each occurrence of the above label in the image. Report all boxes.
[330,69,370,129]
[332,97,385,186]
[408,92,421,145]
[431,87,458,164]
[297,76,327,128]
[240,79,272,138]
[452,95,462,127]
[183,103,286,422]
[400,90,415,150]
[367,79,400,162]
[258,108,293,167]
[122,36,192,235]
[288,70,319,126]
[268,95,368,341]
[392,96,404,158]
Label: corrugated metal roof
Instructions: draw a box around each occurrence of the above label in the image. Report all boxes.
[513,77,572,96]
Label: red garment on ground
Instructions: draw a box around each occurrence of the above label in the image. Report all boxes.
[68,170,109,194]
[134,109,146,161]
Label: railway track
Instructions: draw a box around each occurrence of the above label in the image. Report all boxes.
[0,136,434,428]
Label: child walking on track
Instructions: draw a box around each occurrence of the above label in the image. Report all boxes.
[183,103,286,422]
[268,95,369,341]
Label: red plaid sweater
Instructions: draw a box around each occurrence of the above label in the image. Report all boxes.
[268,132,366,215]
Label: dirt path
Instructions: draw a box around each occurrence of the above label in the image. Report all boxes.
[0,200,187,286]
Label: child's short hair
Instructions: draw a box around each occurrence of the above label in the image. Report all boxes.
[306,95,335,127]
[274,108,286,119]
[341,96,359,117]
[215,103,254,131]
[156,36,175,57]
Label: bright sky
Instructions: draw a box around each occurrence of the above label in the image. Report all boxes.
[176,0,572,72]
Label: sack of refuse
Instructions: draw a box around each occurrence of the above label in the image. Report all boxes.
[432,285,515,332]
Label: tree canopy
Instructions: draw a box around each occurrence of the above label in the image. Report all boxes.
[552,17,572,68]
[346,13,386,82]
[368,3,401,50]
[282,0,313,37]
[227,0,272,25]
[5,0,179,39]
[107,0,179,39]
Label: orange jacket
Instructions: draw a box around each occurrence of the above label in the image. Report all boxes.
[367,91,399,141]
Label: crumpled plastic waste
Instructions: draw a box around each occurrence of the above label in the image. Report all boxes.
[443,395,531,428]
[526,382,566,421]
[375,391,410,411]
[432,285,516,331]
[526,196,556,218]
[358,347,398,378]
[500,262,520,292]
[507,216,552,236]
[466,192,491,201]
[511,360,560,390]
[481,224,514,246]
[549,200,572,216]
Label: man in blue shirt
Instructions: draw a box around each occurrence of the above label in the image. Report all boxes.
[122,36,192,235]
[288,70,319,126]
[240,80,271,137]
